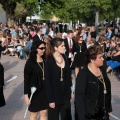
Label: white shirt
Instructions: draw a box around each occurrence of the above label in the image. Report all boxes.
[67,37,73,58]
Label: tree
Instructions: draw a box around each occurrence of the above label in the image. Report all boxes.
[0,0,39,26]
[40,0,120,25]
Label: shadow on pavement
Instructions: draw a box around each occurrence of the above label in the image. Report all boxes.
[3,61,19,72]
[0,82,24,120]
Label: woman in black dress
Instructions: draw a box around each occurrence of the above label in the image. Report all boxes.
[75,45,112,120]
[73,34,87,76]
[24,41,48,120]
[45,38,72,120]
[0,62,5,107]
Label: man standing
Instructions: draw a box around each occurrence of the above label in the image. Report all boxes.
[33,28,44,43]
[64,30,76,67]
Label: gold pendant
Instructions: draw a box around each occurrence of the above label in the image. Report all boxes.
[104,90,107,94]
[60,78,63,81]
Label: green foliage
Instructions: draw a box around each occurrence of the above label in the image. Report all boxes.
[40,0,120,22]
[0,0,39,20]
[0,0,120,23]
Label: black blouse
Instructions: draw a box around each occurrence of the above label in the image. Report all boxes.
[24,60,44,94]
[75,41,87,53]
[45,54,72,105]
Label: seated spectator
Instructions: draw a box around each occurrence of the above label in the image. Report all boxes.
[86,34,96,47]
[106,37,117,60]
[106,27,114,40]
[17,37,32,59]
[2,34,11,55]
[7,36,21,56]
[107,44,120,73]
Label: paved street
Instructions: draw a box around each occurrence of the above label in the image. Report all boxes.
[0,55,120,120]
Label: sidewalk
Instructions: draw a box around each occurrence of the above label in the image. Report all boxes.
[0,55,120,120]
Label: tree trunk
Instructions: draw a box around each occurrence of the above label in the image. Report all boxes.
[7,17,15,27]
[95,11,99,34]
[6,9,15,27]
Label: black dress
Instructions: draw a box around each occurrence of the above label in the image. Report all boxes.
[45,54,72,120]
[73,41,87,68]
[24,60,48,112]
[0,63,6,107]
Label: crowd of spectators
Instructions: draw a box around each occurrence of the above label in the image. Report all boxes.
[0,22,120,73]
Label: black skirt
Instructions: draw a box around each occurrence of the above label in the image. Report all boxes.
[28,81,48,112]
[0,86,6,107]
[73,52,86,68]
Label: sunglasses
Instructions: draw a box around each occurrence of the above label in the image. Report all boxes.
[80,36,83,38]
[38,47,46,50]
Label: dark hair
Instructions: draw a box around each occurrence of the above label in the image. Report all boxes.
[37,28,42,33]
[67,30,73,35]
[85,45,103,64]
[98,35,106,43]
[46,37,64,58]
[75,32,82,43]
[29,41,46,62]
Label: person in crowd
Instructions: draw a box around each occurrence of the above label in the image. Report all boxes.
[59,23,63,33]
[29,27,36,38]
[17,35,32,59]
[106,37,116,61]
[81,28,87,42]
[73,34,87,76]
[56,32,62,38]
[24,41,48,120]
[48,27,54,38]
[2,33,11,55]
[42,24,47,35]
[107,44,120,73]
[106,27,114,40]
[95,35,108,69]
[86,35,94,48]
[90,26,97,39]
[33,28,44,43]
[75,45,112,120]
[64,30,76,66]
[45,38,72,120]
[0,61,5,107]
[116,37,120,44]
[64,24,67,33]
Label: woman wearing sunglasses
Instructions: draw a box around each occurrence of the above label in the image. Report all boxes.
[24,41,48,120]
[73,33,87,76]
[45,38,72,120]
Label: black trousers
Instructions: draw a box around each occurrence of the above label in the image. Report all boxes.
[48,100,72,120]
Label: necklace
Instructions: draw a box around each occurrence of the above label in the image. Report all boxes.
[88,64,107,94]
[98,69,107,94]
[53,55,64,82]
[37,62,45,80]
[79,43,82,52]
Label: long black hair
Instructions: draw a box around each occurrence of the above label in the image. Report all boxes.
[29,41,46,63]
